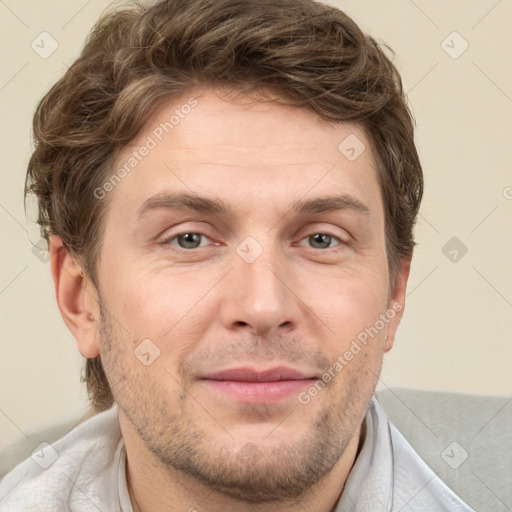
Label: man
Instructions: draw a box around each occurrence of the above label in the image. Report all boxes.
[0,0,474,510]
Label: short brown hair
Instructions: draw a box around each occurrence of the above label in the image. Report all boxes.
[26,0,423,413]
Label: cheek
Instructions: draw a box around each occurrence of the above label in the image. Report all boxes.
[309,262,389,345]
[99,257,221,355]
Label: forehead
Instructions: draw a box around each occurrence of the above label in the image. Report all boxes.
[105,87,383,224]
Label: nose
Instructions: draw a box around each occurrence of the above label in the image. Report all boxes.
[219,240,301,337]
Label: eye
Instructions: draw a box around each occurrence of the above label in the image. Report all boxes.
[165,232,212,250]
[299,233,343,250]
[162,231,345,252]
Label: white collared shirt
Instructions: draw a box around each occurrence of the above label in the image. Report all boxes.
[336,399,474,511]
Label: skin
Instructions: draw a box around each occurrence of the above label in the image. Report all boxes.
[50,86,411,512]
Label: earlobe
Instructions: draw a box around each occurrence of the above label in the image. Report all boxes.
[383,257,411,353]
[49,235,100,358]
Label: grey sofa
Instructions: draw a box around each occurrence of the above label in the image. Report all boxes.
[376,388,511,511]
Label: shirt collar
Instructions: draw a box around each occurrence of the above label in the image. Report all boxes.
[335,396,393,511]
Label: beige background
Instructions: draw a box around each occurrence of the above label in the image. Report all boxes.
[1,0,511,452]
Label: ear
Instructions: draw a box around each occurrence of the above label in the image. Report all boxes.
[49,235,100,358]
[383,256,411,353]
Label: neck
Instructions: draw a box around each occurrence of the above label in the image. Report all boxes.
[123,422,365,512]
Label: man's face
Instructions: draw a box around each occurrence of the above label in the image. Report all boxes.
[92,88,406,501]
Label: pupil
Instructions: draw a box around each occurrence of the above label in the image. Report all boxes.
[181,233,200,248]
[312,233,330,248]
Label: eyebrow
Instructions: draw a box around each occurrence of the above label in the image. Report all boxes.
[136,192,371,219]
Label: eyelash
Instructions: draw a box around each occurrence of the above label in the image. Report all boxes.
[161,231,347,252]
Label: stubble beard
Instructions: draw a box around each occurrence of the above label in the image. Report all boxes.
[97,303,377,504]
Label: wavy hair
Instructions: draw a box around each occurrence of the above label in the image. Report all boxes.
[25,0,423,412]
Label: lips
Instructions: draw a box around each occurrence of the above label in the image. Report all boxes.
[200,366,317,403]
[202,366,313,382]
